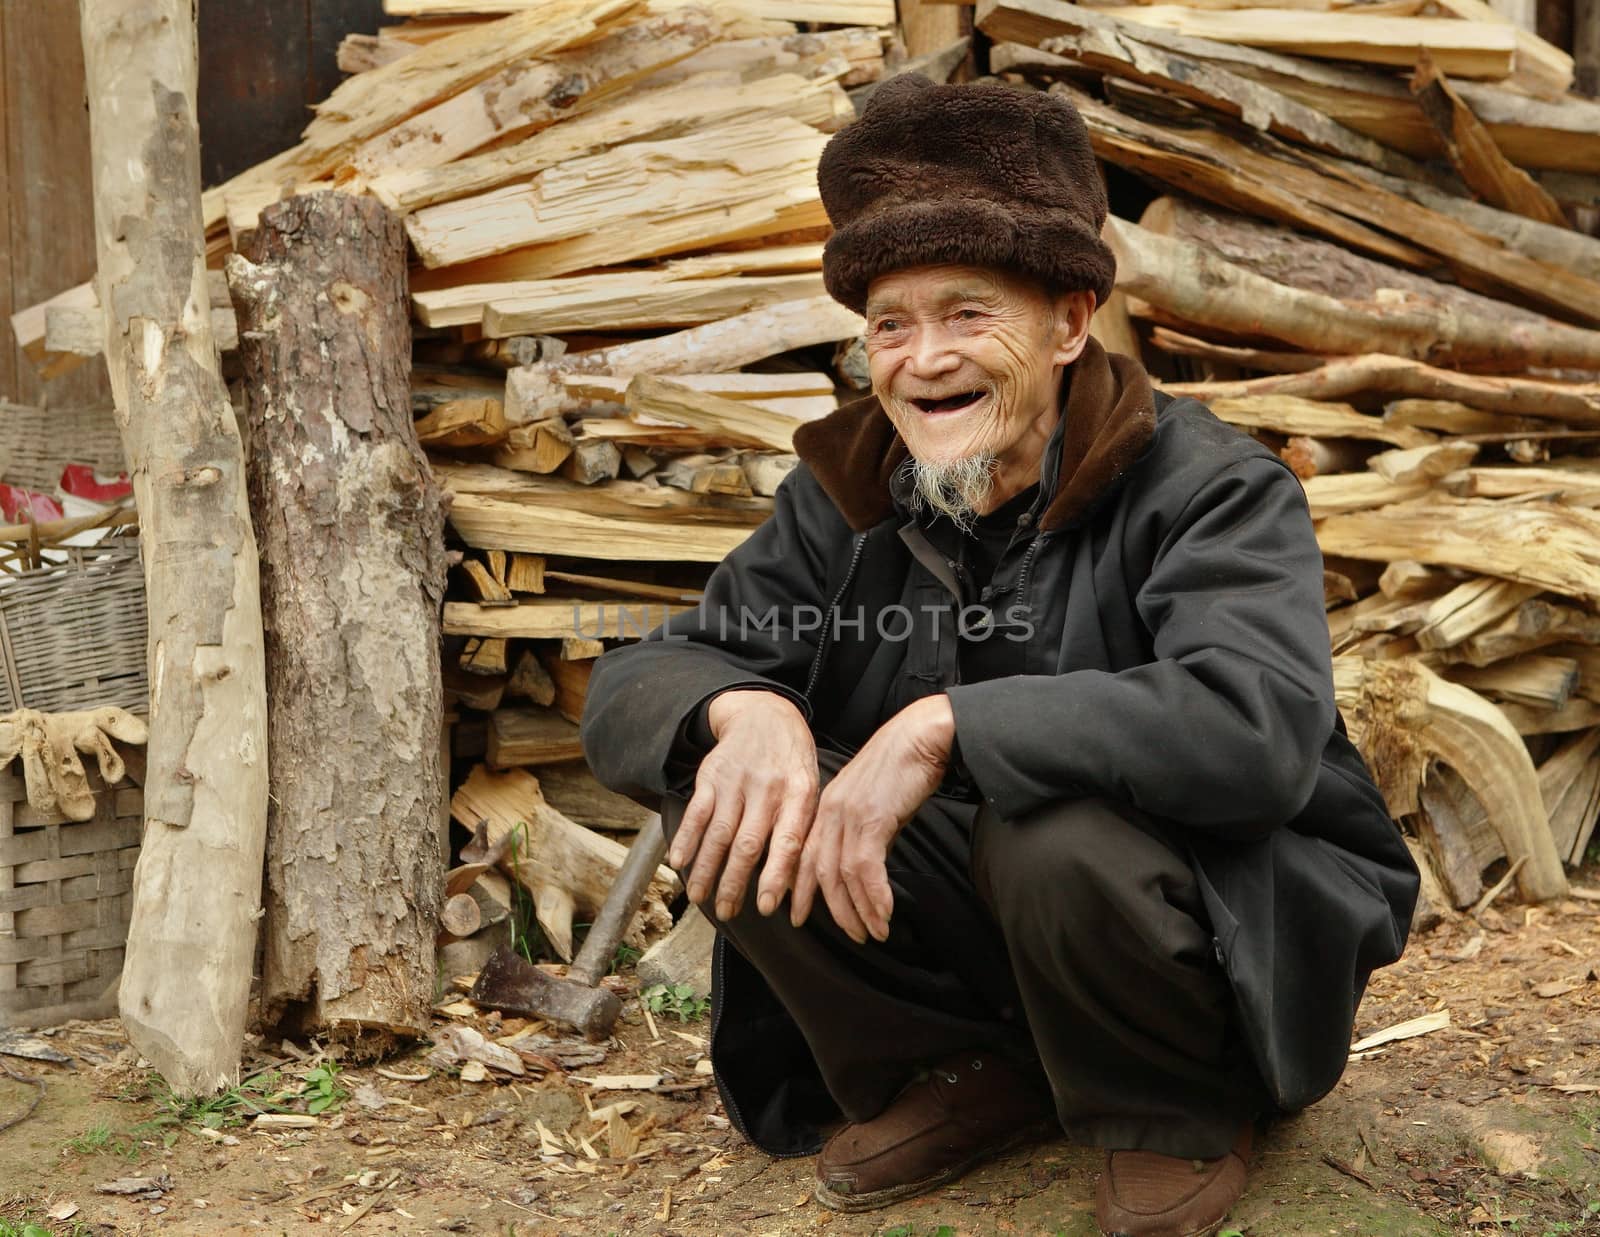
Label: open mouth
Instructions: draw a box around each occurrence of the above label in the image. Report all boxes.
[910,391,986,414]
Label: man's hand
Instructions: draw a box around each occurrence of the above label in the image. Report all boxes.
[671,690,819,924]
[791,694,955,945]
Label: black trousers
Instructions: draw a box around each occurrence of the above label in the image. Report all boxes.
[663,750,1270,1159]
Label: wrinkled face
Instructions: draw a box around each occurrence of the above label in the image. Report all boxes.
[864,265,1093,479]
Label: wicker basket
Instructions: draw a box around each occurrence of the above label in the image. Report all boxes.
[0,752,142,1027]
[0,542,147,715]
[0,402,126,494]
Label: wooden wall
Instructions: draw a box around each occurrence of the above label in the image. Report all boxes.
[0,0,382,408]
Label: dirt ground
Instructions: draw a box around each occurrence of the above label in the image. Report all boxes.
[2,870,1598,1237]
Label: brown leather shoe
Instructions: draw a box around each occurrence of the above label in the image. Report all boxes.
[1095,1125,1252,1237]
[813,1051,1055,1212]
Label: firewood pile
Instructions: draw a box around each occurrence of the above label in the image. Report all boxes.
[14,0,1600,946]
[980,0,1600,912]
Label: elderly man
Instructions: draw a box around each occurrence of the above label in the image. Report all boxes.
[581,78,1418,1237]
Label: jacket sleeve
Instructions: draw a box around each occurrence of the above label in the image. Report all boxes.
[945,456,1335,838]
[580,466,847,801]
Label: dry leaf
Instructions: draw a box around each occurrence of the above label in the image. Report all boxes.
[47,1203,80,1221]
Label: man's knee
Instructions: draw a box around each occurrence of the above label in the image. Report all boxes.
[971,796,1201,940]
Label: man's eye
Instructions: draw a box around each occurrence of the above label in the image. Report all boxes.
[956,309,982,321]
[874,318,902,334]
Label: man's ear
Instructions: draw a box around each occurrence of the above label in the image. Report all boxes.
[1049,289,1097,367]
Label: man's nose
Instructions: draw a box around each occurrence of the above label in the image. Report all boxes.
[905,324,962,378]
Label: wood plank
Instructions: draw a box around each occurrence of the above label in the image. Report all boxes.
[371,70,851,214]
[1204,395,1433,447]
[405,115,830,272]
[1431,0,1572,97]
[445,599,694,639]
[487,708,583,768]
[2,1,109,405]
[1409,52,1565,228]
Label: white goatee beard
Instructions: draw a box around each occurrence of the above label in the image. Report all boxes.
[898,453,1000,533]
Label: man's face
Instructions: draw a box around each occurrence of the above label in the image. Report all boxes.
[864,264,1092,476]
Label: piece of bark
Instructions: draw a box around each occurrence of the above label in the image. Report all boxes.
[230,192,447,1045]
[487,707,584,767]
[82,0,270,1095]
[507,649,556,707]
[1415,772,1487,907]
[1410,52,1566,227]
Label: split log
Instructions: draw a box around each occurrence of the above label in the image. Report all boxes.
[487,707,584,768]
[449,765,679,959]
[1409,53,1565,227]
[1414,578,1541,651]
[1444,599,1600,668]
[1537,730,1600,864]
[229,192,448,1045]
[1333,657,1566,901]
[405,116,830,274]
[1110,217,1600,371]
[370,69,852,214]
[494,419,574,475]
[1210,395,1432,446]
[1162,358,1600,425]
[1316,499,1600,606]
[446,600,694,640]
[80,0,270,1095]
[1430,0,1573,98]
[1446,654,1581,710]
[1368,443,1479,485]
[1075,90,1600,327]
[507,555,545,593]
[539,652,593,726]
[350,8,721,180]
[1415,771,1487,907]
[627,375,802,452]
[414,398,506,449]
[504,294,864,424]
[535,762,654,834]
[463,637,510,677]
[1027,7,1434,183]
[417,270,825,334]
[508,649,556,707]
[560,440,622,486]
[636,907,715,999]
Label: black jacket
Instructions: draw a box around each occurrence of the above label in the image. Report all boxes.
[582,340,1418,1154]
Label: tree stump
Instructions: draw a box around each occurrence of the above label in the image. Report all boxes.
[228,192,448,1047]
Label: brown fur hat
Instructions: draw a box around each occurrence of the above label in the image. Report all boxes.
[817,75,1115,313]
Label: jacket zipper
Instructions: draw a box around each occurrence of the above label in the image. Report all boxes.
[802,533,868,702]
[711,532,866,1157]
[1012,534,1046,618]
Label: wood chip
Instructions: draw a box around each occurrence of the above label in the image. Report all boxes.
[573,1073,664,1090]
[1350,1009,1451,1054]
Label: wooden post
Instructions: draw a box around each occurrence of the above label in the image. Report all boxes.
[227,192,448,1047]
[78,0,269,1094]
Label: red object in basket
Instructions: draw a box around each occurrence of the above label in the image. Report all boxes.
[59,463,133,504]
[0,484,64,524]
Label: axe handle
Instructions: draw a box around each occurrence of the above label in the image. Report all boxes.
[568,813,668,989]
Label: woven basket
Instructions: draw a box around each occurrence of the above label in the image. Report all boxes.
[0,542,147,715]
[0,402,126,494]
[0,751,142,1027]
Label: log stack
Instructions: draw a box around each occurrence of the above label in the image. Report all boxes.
[980,0,1600,909]
[16,0,1600,941]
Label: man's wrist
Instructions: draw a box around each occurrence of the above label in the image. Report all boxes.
[707,687,802,739]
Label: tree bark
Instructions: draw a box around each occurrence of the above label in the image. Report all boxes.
[79,0,270,1096]
[227,192,448,1047]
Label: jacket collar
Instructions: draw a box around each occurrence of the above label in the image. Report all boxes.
[793,337,1158,534]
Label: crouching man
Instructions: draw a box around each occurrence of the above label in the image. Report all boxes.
[580,77,1418,1237]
